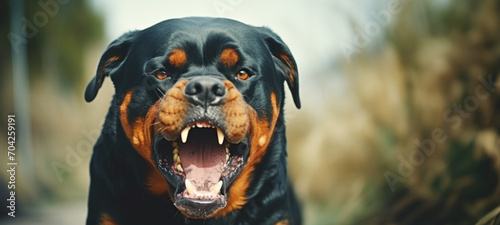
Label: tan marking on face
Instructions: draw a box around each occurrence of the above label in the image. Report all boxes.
[168,49,187,67]
[220,48,239,67]
[156,80,189,139]
[221,80,250,143]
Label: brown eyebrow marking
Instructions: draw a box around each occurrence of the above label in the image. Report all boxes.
[220,48,239,67]
[168,49,187,67]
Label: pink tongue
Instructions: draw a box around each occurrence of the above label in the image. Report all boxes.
[179,129,225,191]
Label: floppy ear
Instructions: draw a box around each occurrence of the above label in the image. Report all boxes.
[259,28,301,109]
[84,31,139,102]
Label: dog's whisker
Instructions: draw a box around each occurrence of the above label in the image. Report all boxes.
[154,87,166,99]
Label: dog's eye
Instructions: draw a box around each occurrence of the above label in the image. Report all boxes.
[156,70,168,80]
[236,70,250,80]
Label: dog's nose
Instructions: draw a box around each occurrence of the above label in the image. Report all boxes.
[184,77,226,106]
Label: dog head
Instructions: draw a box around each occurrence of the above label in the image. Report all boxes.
[85,17,300,219]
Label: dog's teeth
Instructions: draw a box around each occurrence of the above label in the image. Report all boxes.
[181,127,190,143]
[177,164,184,172]
[209,181,223,194]
[185,179,196,196]
[196,123,202,128]
[226,154,229,162]
[174,154,181,164]
[172,141,178,149]
[217,128,224,145]
[173,148,179,155]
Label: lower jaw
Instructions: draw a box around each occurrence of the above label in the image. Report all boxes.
[164,164,240,219]
[174,195,227,219]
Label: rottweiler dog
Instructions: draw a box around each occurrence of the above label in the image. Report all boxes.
[84,17,301,225]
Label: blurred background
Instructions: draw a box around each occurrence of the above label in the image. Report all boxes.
[1,0,499,224]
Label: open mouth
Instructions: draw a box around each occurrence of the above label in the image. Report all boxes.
[153,120,249,218]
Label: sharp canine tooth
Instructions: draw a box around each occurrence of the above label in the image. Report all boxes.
[177,164,184,172]
[185,179,196,196]
[181,127,190,143]
[217,128,224,145]
[210,181,223,194]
